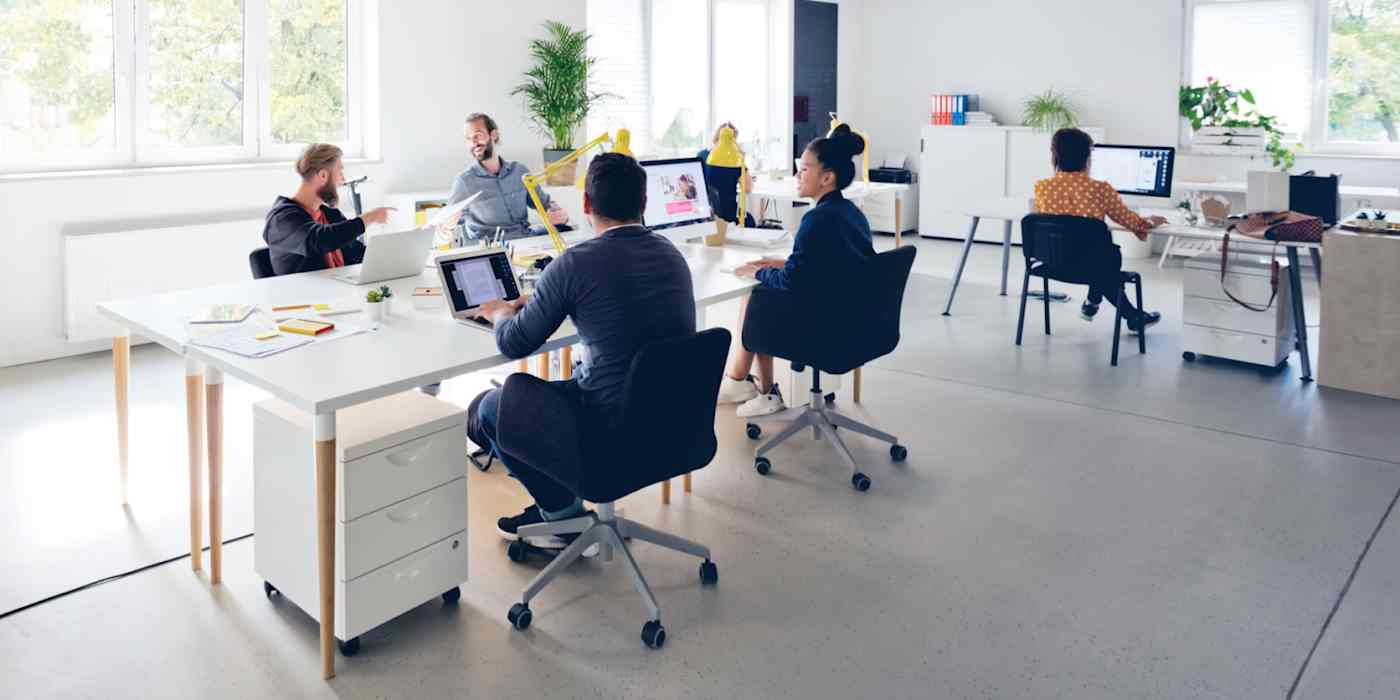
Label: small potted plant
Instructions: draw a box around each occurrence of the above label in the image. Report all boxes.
[365,285,392,321]
[1022,89,1079,132]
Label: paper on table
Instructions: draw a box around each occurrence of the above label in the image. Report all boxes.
[188,325,311,358]
[425,190,483,229]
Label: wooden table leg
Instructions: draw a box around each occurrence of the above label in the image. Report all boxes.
[517,358,529,374]
[661,479,670,505]
[853,367,862,403]
[683,473,691,493]
[538,351,551,380]
[205,368,224,585]
[184,358,204,572]
[113,334,130,505]
[895,197,903,248]
[561,346,573,379]
[314,413,337,679]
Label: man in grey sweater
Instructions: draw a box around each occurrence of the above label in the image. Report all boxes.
[465,152,696,549]
[440,112,570,244]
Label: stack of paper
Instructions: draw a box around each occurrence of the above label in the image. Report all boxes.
[188,325,311,358]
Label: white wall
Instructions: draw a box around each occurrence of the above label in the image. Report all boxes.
[850,0,1400,188]
[0,0,584,368]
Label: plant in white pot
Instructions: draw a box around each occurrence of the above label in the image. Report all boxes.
[1179,78,1298,170]
[365,285,392,321]
[512,21,610,185]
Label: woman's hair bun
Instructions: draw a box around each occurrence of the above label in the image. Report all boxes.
[829,123,865,159]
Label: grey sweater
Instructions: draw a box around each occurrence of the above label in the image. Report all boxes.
[494,224,696,413]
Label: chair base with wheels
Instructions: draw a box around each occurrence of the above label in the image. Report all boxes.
[505,502,717,648]
[746,366,907,492]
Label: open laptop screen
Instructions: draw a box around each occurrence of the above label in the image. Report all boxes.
[640,157,714,229]
[438,250,520,313]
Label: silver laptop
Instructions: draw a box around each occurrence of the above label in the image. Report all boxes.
[434,248,523,332]
[332,227,436,285]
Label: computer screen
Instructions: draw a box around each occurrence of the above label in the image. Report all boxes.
[640,157,713,229]
[438,251,520,311]
[1090,145,1175,198]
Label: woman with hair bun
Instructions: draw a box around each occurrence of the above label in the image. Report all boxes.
[716,124,877,418]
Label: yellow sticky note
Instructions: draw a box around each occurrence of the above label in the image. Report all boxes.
[314,303,331,311]
[255,331,280,341]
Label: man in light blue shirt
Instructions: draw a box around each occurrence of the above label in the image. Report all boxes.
[442,112,569,243]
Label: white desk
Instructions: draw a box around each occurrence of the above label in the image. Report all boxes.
[747,178,912,246]
[1175,179,1400,202]
[941,197,1033,314]
[97,241,759,680]
[936,205,1324,381]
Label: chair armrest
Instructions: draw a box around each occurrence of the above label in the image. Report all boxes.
[497,373,586,493]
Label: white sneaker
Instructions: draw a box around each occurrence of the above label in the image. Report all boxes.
[737,388,786,418]
[717,374,759,403]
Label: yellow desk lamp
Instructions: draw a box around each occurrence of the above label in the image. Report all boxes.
[522,128,632,254]
[827,113,871,184]
[704,126,746,246]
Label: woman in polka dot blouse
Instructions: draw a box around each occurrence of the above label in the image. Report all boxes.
[1032,128,1165,331]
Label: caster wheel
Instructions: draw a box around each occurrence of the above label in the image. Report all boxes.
[851,472,871,492]
[755,457,772,475]
[442,587,461,605]
[507,603,532,630]
[469,449,491,471]
[263,581,279,600]
[745,423,761,440]
[337,637,360,657]
[890,444,908,462]
[699,560,719,585]
[1182,351,1197,362]
[641,620,666,649]
[507,539,530,563]
[824,392,836,406]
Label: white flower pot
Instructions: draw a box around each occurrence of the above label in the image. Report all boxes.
[366,301,386,322]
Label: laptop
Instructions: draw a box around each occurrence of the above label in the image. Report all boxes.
[434,248,523,332]
[332,227,436,285]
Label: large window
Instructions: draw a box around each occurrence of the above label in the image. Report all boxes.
[0,0,371,174]
[587,0,791,169]
[1188,0,1400,155]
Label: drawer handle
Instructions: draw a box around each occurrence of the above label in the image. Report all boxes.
[394,568,422,582]
[386,495,431,524]
[385,440,434,466]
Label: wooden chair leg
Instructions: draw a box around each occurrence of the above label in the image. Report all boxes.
[661,479,671,505]
[683,472,691,493]
[852,367,862,403]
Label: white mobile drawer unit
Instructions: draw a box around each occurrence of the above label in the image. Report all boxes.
[1182,253,1295,369]
[254,390,468,656]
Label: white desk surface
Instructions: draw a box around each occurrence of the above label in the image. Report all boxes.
[748,177,909,204]
[1175,179,1400,200]
[1134,208,1322,249]
[99,240,760,415]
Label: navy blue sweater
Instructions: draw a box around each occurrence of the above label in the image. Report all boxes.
[757,190,875,293]
[494,225,696,413]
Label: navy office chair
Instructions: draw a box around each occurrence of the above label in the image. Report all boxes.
[741,246,916,492]
[496,328,730,649]
[1015,214,1146,366]
[249,247,275,279]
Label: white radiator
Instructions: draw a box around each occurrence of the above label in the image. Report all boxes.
[65,214,267,343]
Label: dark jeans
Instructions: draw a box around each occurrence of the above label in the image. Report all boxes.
[468,383,583,518]
[1064,245,1142,322]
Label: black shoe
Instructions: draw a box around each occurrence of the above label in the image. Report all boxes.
[1128,312,1161,334]
[1080,301,1100,321]
[497,506,545,541]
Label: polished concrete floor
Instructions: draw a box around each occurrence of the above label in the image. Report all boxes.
[2,236,1398,699]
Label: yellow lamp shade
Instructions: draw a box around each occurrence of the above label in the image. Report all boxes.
[611,128,632,156]
[706,127,744,168]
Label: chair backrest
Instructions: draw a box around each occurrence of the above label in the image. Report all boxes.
[866,245,918,355]
[249,247,275,279]
[1019,214,1112,268]
[617,327,731,473]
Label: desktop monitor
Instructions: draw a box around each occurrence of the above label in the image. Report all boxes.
[639,157,714,230]
[1090,144,1175,198]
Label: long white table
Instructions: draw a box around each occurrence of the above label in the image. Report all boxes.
[937,204,1324,381]
[97,241,759,679]
[747,177,912,247]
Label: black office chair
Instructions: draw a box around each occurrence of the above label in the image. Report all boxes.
[496,328,731,649]
[1015,214,1145,366]
[249,247,275,279]
[742,246,916,492]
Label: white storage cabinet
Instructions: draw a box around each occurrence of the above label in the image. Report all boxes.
[1181,254,1295,369]
[254,391,469,655]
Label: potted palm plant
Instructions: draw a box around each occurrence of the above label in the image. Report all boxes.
[512,21,609,185]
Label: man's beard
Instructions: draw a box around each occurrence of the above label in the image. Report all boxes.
[318,180,339,208]
[474,142,495,163]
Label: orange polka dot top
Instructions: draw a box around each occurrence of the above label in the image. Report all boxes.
[1033,170,1151,234]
